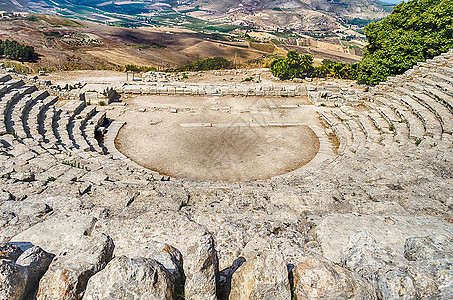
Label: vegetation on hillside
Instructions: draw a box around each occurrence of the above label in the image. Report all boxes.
[357,0,453,85]
[270,0,452,85]
[169,57,233,72]
[0,40,37,61]
[270,51,359,80]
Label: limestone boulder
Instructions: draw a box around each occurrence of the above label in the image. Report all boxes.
[404,235,453,261]
[342,232,417,299]
[0,259,27,300]
[10,212,97,253]
[96,211,218,300]
[0,244,54,299]
[184,231,219,300]
[36,232,114,300]
[229,248,290,300]
[404,235,453,299]
[134,242,184,284]
[83,256,175,300]
[292,255,376,299]
[316,214,453,262]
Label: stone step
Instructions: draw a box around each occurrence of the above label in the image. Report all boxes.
[424,88,453,114]
[327,110,354,154]
[356,114,382,145]
[335,109,367,153]
[104,121,126,159]
[394,88,443,139]
[0,79,24,97]
[85,124,104,154]
[438,66,453,77]
[429,72,453,86]
[411,92,453,135]
[12,90,49,139]
[61,100,86,117]
[84,111,106,154]
[73,119,92,151]
[57,112,75,149]
[71,106,98,152]
[385,93,426,140]
[4,87,37,136]
[37,97,59,142]
[28,102,44,142]
[0,74,12,82]
[47,108,65,150]
[415,77,453,97]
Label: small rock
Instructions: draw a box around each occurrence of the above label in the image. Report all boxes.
[83,256,175,300]
[404,235,453,261]
[12,172,35,182]
[229,248,290,300]
[292,255,376,300]
[150,119,162,125]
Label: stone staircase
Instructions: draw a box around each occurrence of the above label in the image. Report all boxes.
[319,49,453,155]
[0,77,162,191]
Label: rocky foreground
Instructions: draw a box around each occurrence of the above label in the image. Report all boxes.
[1,50,453,300]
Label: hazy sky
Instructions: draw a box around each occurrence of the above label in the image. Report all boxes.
[385,0,404,3]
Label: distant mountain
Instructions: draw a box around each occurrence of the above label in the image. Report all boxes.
[188,0,394,20]
[3,0,395,34]
[307,0,394,19]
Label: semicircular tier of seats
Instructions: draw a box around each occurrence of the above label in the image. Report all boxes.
[0,74,163,189]
[1,49,452,186]
[319,49,453,155]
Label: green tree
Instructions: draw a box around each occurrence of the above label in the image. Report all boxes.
[357,0,453,85]
[270,51,314,79]
[171,57,233,72]
[0,39,36,61]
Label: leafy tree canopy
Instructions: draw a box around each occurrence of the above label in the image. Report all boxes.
[357,0,453,85]
[170,56,233,72]
[270,50,314,80]
[0,39,37,61]
[270,51,358,80]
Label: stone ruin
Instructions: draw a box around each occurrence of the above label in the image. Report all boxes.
[0,50,452,299]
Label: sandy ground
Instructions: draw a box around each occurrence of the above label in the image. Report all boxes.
[111,95,325,181]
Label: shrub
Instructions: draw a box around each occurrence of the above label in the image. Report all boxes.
[270,51,358,80]
[357,0,453,85]
[169,57,233,72]
[270,50,314,80]
[0,39,37,61]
